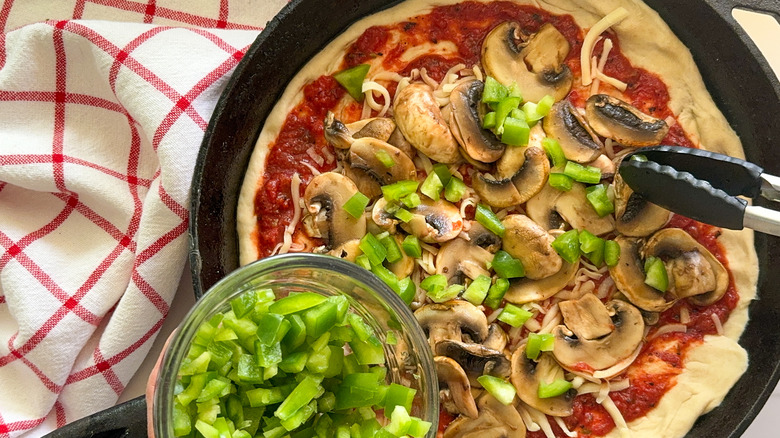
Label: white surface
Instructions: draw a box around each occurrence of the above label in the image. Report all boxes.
[121,6,780,437]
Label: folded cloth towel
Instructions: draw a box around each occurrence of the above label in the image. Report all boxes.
[0,1,287,436]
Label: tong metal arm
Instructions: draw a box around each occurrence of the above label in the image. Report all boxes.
[618,145,780,237]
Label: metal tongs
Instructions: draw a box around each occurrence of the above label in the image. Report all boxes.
[618,145,780,237]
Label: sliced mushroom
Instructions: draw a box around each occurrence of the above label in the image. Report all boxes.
[436,356,479,418]
[558,293,614,341]
[642,228,729,305]
[387,126,416,159]
[614,170,670,237]
[525,183,566,231]
[393,82,461,163]
[543,101,603,163]
[371,197,398,234]
[323,111,353,149]
[484,323,508,352]
[327,238,362,262]
[401,198,464,244]
[585,94,670,147]
[436,236,494,285]
[467,221,503,253]
[303,172,367,249]
[352,117,396,142]
[436,340,511,385]
[501,214,562,280]
[348,136,416,192]
[414,300,489,351]
[443,392,527,438]
[555,182,615,236]
[504,259,579,304]
[510,347,574,417]
[495,124,545,179]
[482,22,573,103]
[473,147,550,209]
[609,236,675,312]
[552,299,645,372]
[450,79,505,163]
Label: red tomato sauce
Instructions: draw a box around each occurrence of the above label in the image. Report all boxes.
[253,2,739,436]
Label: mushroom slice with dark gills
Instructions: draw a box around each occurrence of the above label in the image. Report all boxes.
[585,94,670,147]
[302,172,367,249]
[557,293,615,341]
[543,100,603,163]
[609,236,675,312]
[468,221,503,253]
[347,136,416,193]
[473,147,550,209]
[401,198,463,244]
[642,228,729,306]
[613,169,670,237]
[449,79,505,163]
[436,236,494,285]
[436,356,479,419]
[393,82,461,163]
[443,392,527,438]
[511,347,574,417]
[482,22,573,103]
[414,300,489,351]
[436,340,511,386]
[501,214,562,280]
[552,298,645,375]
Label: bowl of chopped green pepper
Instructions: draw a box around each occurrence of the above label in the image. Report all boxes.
[152,253,438,438]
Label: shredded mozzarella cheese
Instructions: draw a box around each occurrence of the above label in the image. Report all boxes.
[554,417,578,438]
[600,396,630,437]
[278,172,303,255]
[680,306,691,324]
[362,80,392,117]
[516,403,541,432]
[300,161,322,176]
[649,323,688,341]
[306,146,325,166]
[712,313,725,335]
[581,7,630,86]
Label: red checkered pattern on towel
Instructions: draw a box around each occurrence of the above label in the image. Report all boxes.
[0,1,286,436]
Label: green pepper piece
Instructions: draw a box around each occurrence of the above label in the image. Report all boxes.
[255,339,282,368]
[497,304,532,327]
[420,273,447,294]
[484,278,510,309]
[444,177,467,203]
[371,263,400,294]
[482,111,497,129]
[355,254,372,270]
[501,116,530,146]
[397,277,416,305]
[462,275,491,305]
[563,161,602,184]
[401,192,421,209]
[605,239,621,267]
[333,64,370,102]
[432,163,452,187]
[381,180,419,203]
[231,290,259,319]
[482,76,509,103]
[394,207,414,223]
[269,292,327,315]
[256,313,291,346]
[172,400,192,437]
[302,298,340,340]
[492,250,525,279]
[281,400,318,431]
[378,232,403,263]
[323,345,344,378]
[525,333,555,360]
[407,417,433,438]
[245,384,293,407]
[538,378,573,398]
[477,375,517,405]
[179,350,211,376]
[282,314,307,351]
[475,204,506,237]
[177,372,213,407]
[306,343,332,374]
[383,383,416,416]
[334,373,382,410]
[194,419,219,438]
[551,229,580,264]
[279,351,308,374]
[237,353,265,383]
[275,375,323,421]
[420,171,444,201]
[402,235,422,258]
[542,137,567,168]
[359,233,387,266]
[348,313,374,342]
[644,256,668,292]
[384,405,412,436]
[548,173,573,191]
[586,184,615,217]
[343,191,370,219]
[349,335,385,365]
[494,96,522,134]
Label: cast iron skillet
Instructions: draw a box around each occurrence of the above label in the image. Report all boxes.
[44,0,780,437]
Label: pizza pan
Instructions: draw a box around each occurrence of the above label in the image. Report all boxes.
[188,0,780,437]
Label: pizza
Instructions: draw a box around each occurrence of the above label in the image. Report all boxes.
[236,0,759,437]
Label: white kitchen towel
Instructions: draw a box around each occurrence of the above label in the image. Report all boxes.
[0,1,287,436]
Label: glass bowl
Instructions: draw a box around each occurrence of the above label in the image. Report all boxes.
[152,252,438,437]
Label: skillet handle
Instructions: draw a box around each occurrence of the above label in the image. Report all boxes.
[42,396,148,438]
[709,0,780,25]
